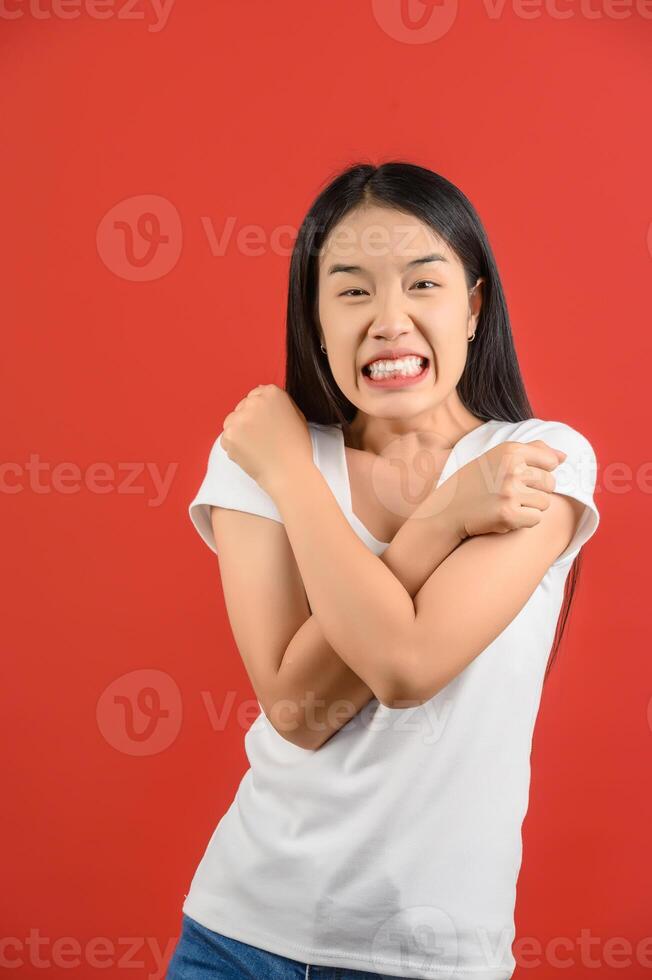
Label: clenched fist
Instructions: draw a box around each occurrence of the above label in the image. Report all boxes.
[442,439,568,540]
[221,384,314,494]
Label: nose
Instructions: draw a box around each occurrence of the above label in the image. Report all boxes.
[369,303,414,340]
[368,293,416,340]
[369,319,415,343]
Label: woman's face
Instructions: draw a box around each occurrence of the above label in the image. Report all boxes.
[316,205,483,423]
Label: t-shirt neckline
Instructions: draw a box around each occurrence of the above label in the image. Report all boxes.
[335,420,498,549]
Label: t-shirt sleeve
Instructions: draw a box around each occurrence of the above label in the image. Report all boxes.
[188,432,283,555]
[512,418,600,568]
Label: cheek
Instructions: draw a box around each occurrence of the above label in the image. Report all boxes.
[321,341,353,380]
[429,334,472,382]
[426,303,471,347]
[430,296,467,329]
[317,294,329,324]
[331,353,360,385]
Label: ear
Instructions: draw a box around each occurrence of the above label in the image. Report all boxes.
[468,277,485,325]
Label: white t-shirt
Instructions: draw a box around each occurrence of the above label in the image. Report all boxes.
[184,417,600,980]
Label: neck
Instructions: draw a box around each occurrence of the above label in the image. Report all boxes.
[344,402,487,456]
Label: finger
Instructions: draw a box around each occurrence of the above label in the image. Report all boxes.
[517,442,567,472]
[517,487,553,512]
[510,505,544,528]
[526,439,567,461]
[516,464,557,493]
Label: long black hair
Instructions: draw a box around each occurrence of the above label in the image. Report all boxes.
[284,160,580,678]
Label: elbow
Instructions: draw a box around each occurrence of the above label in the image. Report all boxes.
[275,726,318,751]
[374,618,427,708]
[380,685,431,709]
[267,709,318,750]
[380,639,440,708]
[273,720,338,752]
[263,695,326,751]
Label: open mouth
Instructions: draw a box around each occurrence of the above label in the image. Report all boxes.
[361,354,430,381]
[360,354,431,390]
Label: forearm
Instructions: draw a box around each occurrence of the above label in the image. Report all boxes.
[265,460,462,706]
[274,503,464,749]
[273,615,376,749]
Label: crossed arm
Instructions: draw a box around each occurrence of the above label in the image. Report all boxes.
[211,488,459,751]
[212,457,583,750]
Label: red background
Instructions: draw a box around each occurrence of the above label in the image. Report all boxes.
[2,3,650,978]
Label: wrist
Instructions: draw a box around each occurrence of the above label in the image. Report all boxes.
[425,508,467,553]
[260,456,319,501]
[380,494,467,599]
[413,483,467,546]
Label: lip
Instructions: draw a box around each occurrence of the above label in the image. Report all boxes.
[361,347,430,370]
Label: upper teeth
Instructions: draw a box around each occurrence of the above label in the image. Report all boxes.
[367,355,425,377]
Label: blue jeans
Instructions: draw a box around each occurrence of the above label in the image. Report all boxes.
[166,913,405,979]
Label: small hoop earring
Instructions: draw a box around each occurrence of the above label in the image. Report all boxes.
[468,332,476,342]
[320,344,327,354]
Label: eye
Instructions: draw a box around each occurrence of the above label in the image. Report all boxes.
[339,281,438,298]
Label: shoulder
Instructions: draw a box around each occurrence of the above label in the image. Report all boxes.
[503,417,596,455]
[188,430,283,554]
[307,421,340,439]
[483,417,598,474]
[189,422,341,554]
[486,416,594,450]
[500,417,600,567]
[305,421,343,463]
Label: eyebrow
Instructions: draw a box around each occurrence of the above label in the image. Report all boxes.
[326,252,449,276]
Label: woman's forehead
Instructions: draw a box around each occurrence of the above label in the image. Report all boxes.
[318,215,457,275]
